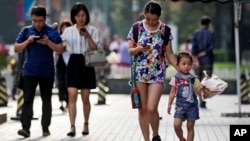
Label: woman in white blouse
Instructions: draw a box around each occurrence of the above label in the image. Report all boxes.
[61,2,100,137]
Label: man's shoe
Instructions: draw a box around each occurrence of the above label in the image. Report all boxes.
[43,131,50,137]
[17,129,30,138]
[42,127,50,137]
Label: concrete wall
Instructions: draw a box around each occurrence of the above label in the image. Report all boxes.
[106,79,237,95]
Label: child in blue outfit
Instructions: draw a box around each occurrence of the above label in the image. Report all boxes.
[167,52,204,141]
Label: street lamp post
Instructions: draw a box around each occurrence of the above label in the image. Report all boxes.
[132,0,139,22]
[46,0,51,24]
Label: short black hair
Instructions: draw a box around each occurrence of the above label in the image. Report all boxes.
[59,21,71,34]
[177,52,193,64]
[200,15,211,26]
[144,1,161,17]
[31,5,46,18]
[70,2,90,25]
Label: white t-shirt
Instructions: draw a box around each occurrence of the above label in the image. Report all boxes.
[109,41,119,51]
[61,24,101,54]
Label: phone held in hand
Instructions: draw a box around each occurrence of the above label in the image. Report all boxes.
[145,42,152,46]
[141,43,152,47]
[34,35,44,40]
[80,28,87,32]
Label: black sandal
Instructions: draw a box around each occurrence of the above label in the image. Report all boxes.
[82,123,89,135]
[67,125,75,137]
[152,135,161,141]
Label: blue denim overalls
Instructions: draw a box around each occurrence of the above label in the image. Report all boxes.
[174,77,199,120]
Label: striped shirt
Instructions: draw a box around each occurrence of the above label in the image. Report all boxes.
[61,24,101,54]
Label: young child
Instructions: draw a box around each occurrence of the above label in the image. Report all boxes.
[167,52,204,141]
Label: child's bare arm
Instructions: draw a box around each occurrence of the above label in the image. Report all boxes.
[167,86,176,114]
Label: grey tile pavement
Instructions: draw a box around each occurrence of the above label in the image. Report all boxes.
[0,93,250,141]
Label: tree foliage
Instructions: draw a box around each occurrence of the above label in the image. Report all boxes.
[162,1,215,44]
[107,0,216,44]
[109,0,133,39]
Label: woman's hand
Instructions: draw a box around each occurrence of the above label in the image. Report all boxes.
[79,28,90,38]
[137,44,151,52]
[128,43,151,55]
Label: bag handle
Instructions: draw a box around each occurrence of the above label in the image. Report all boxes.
[130,56,137,88]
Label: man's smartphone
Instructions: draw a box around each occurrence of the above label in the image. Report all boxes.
[34,35,44,40]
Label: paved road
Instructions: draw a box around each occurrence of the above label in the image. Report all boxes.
[0,94,250,141]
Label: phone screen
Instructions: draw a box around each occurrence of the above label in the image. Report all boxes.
[34,35,43,40]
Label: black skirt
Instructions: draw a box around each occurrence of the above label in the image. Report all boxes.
[67,54,96,89]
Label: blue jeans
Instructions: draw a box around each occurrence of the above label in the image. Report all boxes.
[21,76,54,132]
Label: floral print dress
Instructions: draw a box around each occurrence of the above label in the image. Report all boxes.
[127,20,172,84]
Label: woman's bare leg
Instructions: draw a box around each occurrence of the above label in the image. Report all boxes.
[81,89,91,133]
[147,84,163,137]
[67,87,78,131]
[137,82,150,141]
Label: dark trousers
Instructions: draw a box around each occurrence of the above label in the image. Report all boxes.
[194,65,213,105]
[21,76,54,132]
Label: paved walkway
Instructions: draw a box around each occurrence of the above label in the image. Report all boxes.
[0,94,250,141]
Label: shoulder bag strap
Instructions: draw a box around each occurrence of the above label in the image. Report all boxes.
[130,21,142,88]
[18,27,29,70]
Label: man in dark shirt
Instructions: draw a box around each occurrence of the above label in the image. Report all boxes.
[14,5,63,138]
[192,15,215,108]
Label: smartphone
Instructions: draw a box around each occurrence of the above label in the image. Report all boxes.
[34,35,44,40]
[80,28,87,32]
[141,43,152,47]
[145,43,152,46]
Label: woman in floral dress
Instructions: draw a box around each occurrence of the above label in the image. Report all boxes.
[127,1,178,141]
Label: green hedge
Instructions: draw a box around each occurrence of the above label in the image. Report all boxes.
[213,49,234,62]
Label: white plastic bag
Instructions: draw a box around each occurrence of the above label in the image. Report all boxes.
[201,71,228,99]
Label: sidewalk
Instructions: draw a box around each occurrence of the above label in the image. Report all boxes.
[0,94,249,141]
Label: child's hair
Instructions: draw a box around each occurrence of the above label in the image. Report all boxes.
[176,52,193,64]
